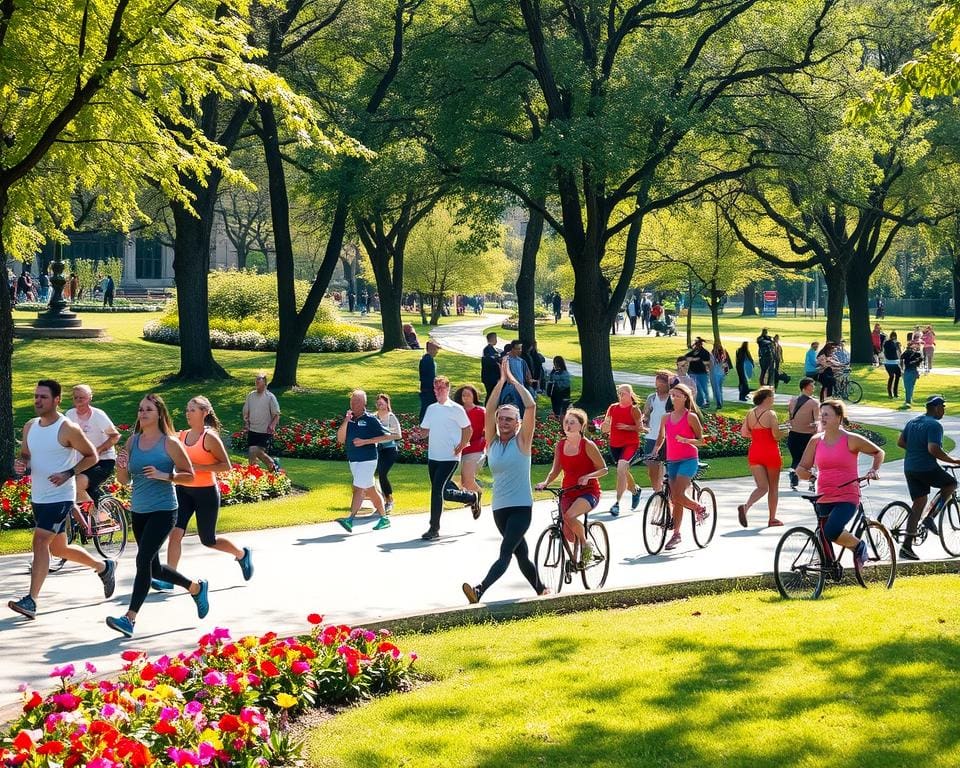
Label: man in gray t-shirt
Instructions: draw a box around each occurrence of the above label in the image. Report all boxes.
[242,373,281,471]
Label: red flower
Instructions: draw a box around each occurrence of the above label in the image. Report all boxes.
[152,720,177,736]
[307,613,323,625]
[23,691,42,711]
[36,741,65,756]
[166,665,190,684]
[259,660,280,677]
[2,498,10,512]
[120,649,144,662]
[218,714,242,733]
[12,731,34,750]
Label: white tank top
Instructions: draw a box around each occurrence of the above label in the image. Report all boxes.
[26,414,79,503]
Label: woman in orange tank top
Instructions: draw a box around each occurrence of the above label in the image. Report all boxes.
[737,387,784,528]
[153,397,254,590]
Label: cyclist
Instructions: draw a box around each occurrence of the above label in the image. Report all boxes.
[536,408,607,564]
[896,394,960,561]
[795,399,884,579]
[652,383,706,551]
[600,383,643,516]
[64,384,120,509]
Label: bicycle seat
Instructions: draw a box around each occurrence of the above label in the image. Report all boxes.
[799,493,823,505]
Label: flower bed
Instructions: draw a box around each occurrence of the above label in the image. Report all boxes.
[143,319,383,353]
[1,615,417,767]
[15,302,164,313]
[0,465,292,532]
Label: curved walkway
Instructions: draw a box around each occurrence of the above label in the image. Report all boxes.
[1,315,957,708]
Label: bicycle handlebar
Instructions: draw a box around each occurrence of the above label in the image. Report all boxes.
[540,485,585,497]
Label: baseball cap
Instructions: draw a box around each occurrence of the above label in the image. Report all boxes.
[926,395,946,407]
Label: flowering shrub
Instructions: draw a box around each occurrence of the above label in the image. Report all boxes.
[143,319,383,353]
[0,615,417,767]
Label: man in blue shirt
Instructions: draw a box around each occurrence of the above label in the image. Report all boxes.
[803,341,820,377]
[335,390,393,533]
[897,394,960,560]
[418,340,440,420]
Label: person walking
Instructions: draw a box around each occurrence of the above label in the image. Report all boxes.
[8,380,116,620]
[642,371,671,493]
[737,387,784,527]
[242,373,281,472]
[335,390,393,533]
[816,342,840,402]
[735,342,754,402]
[480,332,501,403]
[501,342,535,416]
[771,334,784,390]
[600,384,644,517]
[418,340,441,421]
[462,359,546,603]
[684,337,711,408]
[921,325,936,372]
[453,384,487,495]
[626,294,638,334]
[420,376,481,540]
[786,378,821,490]
[756,329,774,386]
[640,294,652,333]
[901,339,923,408]
[545,356,572,417]
[103,274,115,307]
[552,292,562,323]
[871,323,884,366]
[709,340,729,409]
[153,396,253,590]
[374,393,402,513]
[523,341,546,393]
[882,331,902,398]
[106,394,207,638]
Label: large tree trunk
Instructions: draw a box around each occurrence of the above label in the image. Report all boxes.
[685,278,694,348]
[171,203,228,380]
[741,282,758,316]
[822,265,846,344]
[0,198,15,480]
[517,202,544,351]
[570,249,616,413]
[845,268,874,364]
[363,232,406,352]
[418,291,428,325]
[708,284,721,345]
[950,246,960,324]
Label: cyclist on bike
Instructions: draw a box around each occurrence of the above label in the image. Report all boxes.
[536,408,607,564]
[601,383,643,517]
[65,384,120,509]
[795,399,884,579]
[896,394,960,561]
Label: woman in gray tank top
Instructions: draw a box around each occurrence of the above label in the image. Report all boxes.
[462,358,547,603]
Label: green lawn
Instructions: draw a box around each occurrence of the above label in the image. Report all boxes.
[307,575,960,767]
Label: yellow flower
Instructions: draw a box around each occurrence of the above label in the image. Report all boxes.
[199,729,223,750]
[276,693,297,709]
[153,684,180,701]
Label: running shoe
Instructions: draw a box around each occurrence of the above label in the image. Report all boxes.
[8,595,36,619]
[106,615,135,638]
[631,489,642,511]
[373,516,391,530]
[853,540,868,580]
[899,544,920,562]
[471,488,483,520]
[99,559,117,599]
[580,543,595,566]
[192,580,210,619]
[664,532,682,551]
[462,583,482,604]
[151,579,173,591]
[238,548,254,581]
[789,471,799,490]
[923,516,940,536]
[336,518,353,533]
[609,502,620,518]
[272,457,282,472]
[422,528,440,541]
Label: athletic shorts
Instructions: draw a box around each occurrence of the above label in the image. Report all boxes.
[667,458,699,480]
[461,451,486,471]
[33,501,73,534]
[816,501,857,542]
[560,492,599,515]
[81,459,115,492]
[905,467,956,501]
[610,444,639,464]
[349,459,379,489]
[247,431,272,449]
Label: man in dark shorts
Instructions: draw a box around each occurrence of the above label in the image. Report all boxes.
[243,372,281,471]
[897,394,960,560]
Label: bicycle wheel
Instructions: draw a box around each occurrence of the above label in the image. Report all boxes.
[858,520,896,589]
[581,521,610,590]
[939,497,960,557]
[93,496,128,560]
[642,492,670,555]
[876,500,914,548]
[843,380,863,404]
[535,526,566,595]
[691,486,718,548]
[774,527,825,599]
[49,515,76,573]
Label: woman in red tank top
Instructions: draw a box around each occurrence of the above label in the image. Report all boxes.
[737,387,785,529]
[601,384,644,517]
[536,408,607,562]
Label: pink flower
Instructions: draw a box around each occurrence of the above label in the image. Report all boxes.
[291,660,310,675]
[50,664,75,679]
[85,661,97,674]
[202,670,226,686]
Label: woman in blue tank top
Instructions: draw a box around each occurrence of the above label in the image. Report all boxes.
[462,358,547,603]
[106,394,208,638]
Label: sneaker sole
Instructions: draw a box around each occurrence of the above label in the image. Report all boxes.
[106,617,134,638]
[8,601,36,620]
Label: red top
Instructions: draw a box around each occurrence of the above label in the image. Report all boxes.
[746,410,782,468]
[462,405,487,455]
[558,437,601,499]
[607,403,640,449]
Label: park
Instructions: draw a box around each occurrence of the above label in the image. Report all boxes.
[3,1,960,766]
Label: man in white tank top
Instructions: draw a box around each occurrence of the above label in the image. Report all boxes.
[7,379,117,620]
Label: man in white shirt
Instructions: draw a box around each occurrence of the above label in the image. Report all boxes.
[242,372,281,471]
[420,376,481,540]
[65,384,120,508]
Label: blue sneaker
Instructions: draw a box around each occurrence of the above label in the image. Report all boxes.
[237,548,254,581]
[192,580,210,619]
[609,503,620,518]
[631,489,642,511]
[106,615,135,638]
[8,595,36,620]
[336,518,353,533]
[151,579,173,591]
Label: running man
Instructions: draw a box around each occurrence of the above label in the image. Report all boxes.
[242,372,281,471]
[335,389,393,533]
[8,379,117,619]
[65,384,120,508]
[642,371,671,493]
[896,394,960,561]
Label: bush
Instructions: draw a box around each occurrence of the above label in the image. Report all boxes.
[500,306,552,330]
[14,301,163,313]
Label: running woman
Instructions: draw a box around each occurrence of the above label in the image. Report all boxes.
[462,358,546,603]
[795,399,884,580]
[653,383,707,551]
[106,394,208,638]
[65,384,120,508]
[737,386,784,528]
[601,384,643,516]
[8,380,116,620]
[152,396,252,591]
[536,408,608,563]
[374,393,402,513]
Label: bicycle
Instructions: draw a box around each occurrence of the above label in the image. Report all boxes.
[833,367,863,404]
[49,494,129,572]
[877,465,960,556]
[641,459,717,554]
[534,487,610,594]
[773,478,896,599]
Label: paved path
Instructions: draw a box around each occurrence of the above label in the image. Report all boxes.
[2,315,958,709]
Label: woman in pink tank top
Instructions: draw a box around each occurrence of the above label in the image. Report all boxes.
[796,400,884,576]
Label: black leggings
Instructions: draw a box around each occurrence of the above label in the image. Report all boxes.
[377,446,398,497]
[174,485,221,546]
[130,510,192,613]
[786,431,813,470]
[480,506,544,595]
[427,459,476,531]
[885,365,901,397]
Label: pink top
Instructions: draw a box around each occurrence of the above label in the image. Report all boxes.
[922,330,935,348]
[664,411,698,461]
[814,433,860,505]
